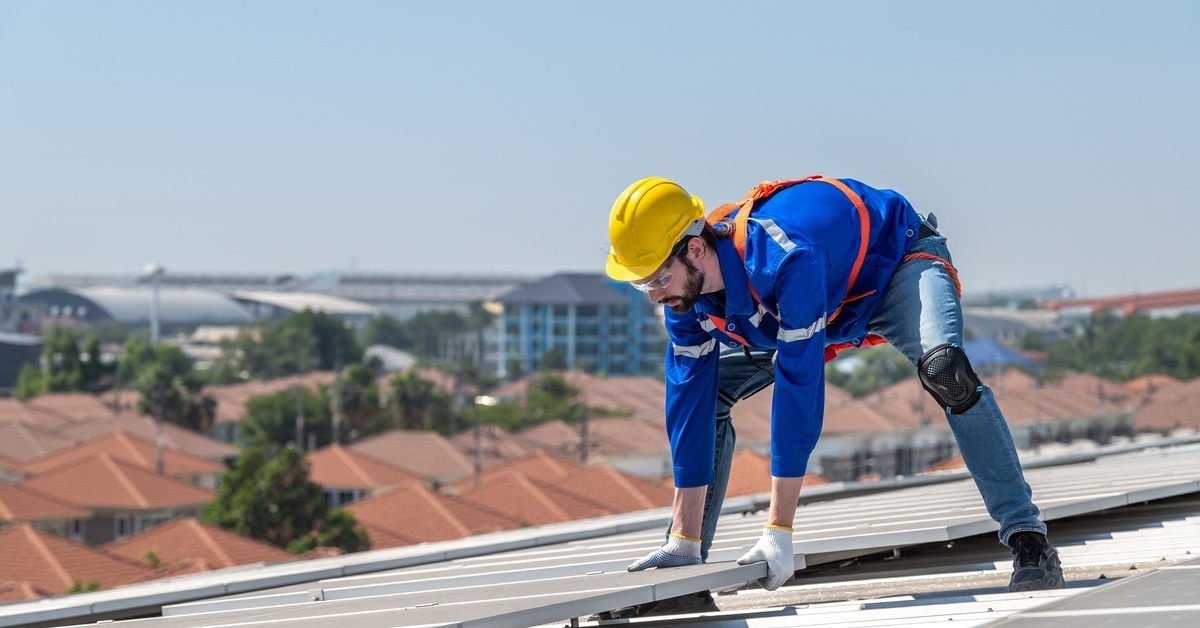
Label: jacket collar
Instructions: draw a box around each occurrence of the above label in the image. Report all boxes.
[695,237,756,318]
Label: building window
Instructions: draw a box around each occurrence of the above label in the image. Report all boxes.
[69,519,85,541]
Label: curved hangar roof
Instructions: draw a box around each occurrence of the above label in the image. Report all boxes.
[21,287,253,327]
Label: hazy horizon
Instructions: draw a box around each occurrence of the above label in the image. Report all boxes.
[3,1,1197,299]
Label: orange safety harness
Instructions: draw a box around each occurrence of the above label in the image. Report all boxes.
[704,175,962,362]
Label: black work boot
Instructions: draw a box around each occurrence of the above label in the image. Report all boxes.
[588,591,719,620]
[1008,531,1066,592]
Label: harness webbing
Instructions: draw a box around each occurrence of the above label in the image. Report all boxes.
[701,175,963,363]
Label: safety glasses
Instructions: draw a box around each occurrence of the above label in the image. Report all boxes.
[630,245,687,292]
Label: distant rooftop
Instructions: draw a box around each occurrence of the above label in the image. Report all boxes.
[496,272,630,305]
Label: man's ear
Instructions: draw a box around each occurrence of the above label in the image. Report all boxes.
[687,236,707,260]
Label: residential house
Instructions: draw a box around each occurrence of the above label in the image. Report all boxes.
[0,524,153,600]
[104,517,295,572]
[19,453,213,545]
[306,444,427,508]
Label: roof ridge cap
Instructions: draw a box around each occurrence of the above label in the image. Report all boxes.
[101,454,152,509]
[24,526,73,588]
[192,519,235,567]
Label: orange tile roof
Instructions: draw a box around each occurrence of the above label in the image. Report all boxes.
[457,473,612,526]
[923,454,966,473]
[307,444,427,490]
[21,453,213,511]
[104,517,295,569]
[823,400,902,434]
[0,580,55,603]
[1133,382,1200,432]
[0,398,82,431]
[696,448,831,498]
[54,415,238,461]
[448,424,530,472]
[0,421,76,463]
[445,450,581,493]
[349,430,474,484]
[345,484,521,544]
[550,465,673,514]
[509,420,581,459]
[204,372,338,425]
[0,481,91,524]
[16,429,225,479]
[0,524,153,595]
[25,393,119,423]
[358,522,419,550]
[1124,374,1187,394]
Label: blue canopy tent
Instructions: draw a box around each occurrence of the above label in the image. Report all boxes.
[963,337,1041,374]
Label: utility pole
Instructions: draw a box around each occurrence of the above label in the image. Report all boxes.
[143,263,165,345]
[579,388,590,466]
[155,386,165,475]
[473,395,497,488]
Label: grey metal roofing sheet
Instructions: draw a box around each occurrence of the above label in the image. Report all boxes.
[20,287,253,326]
[8,443,1200,628]
[495,273,630,305]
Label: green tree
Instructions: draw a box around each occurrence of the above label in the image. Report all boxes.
[211,321,319,382]
[360,313,409,349]
[382,369,452,432]
[202,446,369,554]
[41,326,84,392]
[133,362,217,433]
[334,363,383,441]
[1046,312,1200,381]
[281,310,361,371]
[824,344,916,398]
[13,363,45,400]
[240,387,333,450]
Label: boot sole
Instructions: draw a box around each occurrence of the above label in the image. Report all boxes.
[1009,571,1066,592]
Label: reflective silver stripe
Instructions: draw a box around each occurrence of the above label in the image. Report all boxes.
[753,218,796,253]
[699,319,716,332]
[777,315,826,342]
[672,338,717,358]
[749,304,769,327]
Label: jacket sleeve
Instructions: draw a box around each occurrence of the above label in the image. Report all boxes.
[769,247,829,478]
[662,307,720,488]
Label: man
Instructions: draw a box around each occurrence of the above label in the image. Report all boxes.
[603,175,1064,611]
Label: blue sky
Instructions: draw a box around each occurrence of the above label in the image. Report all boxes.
[1,1,1196,297]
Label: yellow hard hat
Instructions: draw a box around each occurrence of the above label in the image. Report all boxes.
[605,177,706,281]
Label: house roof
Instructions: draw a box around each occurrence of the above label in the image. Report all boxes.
[511,417,670,462]
[0,580,55,604]
[348,430,474,484]
[104,517,295,570]
[447,424,530,473]
[549,464,673,513]
[722,448,831,498]
[456,473,613,526]
[0,421,76,463]
[0,524,153,594]
[0,481,91,524]
[16,429,225,478]
[345,484,521,543]
[54,415,238,461]
[23,393,120,423]
[445,449,580,493]
[20,453,214,511]
[306,444,427,490]
[204,371,337,424]
[1133,380,1200,431]
[495,273,630,305]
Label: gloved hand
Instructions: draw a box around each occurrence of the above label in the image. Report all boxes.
[627,533,703,571]
[736,525,794,591]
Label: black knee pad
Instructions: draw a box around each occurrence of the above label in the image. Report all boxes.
[917,343,982,414]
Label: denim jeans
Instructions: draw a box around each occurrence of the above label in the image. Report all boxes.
[667,217,1046,559]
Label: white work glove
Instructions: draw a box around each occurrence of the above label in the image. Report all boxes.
[736,525,794,591]
[628,534,703,571]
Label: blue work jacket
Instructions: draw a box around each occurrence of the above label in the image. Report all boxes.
[664,178,923,487]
